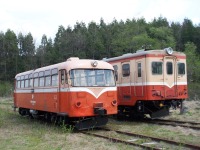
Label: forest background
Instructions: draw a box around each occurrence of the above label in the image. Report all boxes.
[0,17,200,99]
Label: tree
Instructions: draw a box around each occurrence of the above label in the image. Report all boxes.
[18,32,35,72]
[184,42,200,82]
[3,29,18,81]
[54,25,66,62]
[0,32,5,81]
[181,19,195,50]
[171,22,182,51]
[87,21,104,59]
[151,16,169,28]
[147,27,176,49]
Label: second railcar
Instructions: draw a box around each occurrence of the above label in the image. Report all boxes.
[104,47,188,118]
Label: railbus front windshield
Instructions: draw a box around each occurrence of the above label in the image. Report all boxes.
[69,69,115,87]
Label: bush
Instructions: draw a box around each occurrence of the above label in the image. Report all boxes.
[188,82,200,101]
[0,81,13,97]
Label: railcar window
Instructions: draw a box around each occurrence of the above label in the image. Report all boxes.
[122,64,130,77]
[45,70,50,76]
[51,69,58,86]
[45,76,51,86]
[39,77,45,87]
[152,62,162,75]
[25,79,29,88]
[34,72,38,78]
[25,75,28,79]
[69,69,115,87]
[33,73,39,87]
[138,63,142,77]
[167,62,173,75]
[21,80,24,88]
[24,75,29,88]
[17,81,20,88]
[29,74,33,87]
[39,71,44,77]
[45,70,51,86]
[34,78,39,87]
[17,80,20,88]
[39,71,44,87]
[17,77,20,88]
[52,75,58,86]
[21,76,25,88]
[178,63,185,75]
[113,65,118,81]
[52,68,58,75]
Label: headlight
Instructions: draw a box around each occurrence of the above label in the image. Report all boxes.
[164,47,173,55]
[91,60,98,67]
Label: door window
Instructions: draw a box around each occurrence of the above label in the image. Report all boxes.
[167,62,173,75]
[137,63,141,77]
[122,64,130,77]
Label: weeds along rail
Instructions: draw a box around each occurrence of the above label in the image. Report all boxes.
[152,119,200,125]
[141,119,200,130]
[82,128,200,150]
[81,130,159,150]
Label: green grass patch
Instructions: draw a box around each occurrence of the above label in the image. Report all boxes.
[0,98,137,150]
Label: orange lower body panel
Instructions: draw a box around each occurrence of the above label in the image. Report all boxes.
[117,85,188,106]
[14,90,117,117]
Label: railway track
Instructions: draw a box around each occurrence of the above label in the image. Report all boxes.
[142,119,200,130]
[82,127,200,150]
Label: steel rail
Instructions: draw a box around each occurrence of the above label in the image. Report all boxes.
[142,119,200,130]
[82,131,161,150]
[100,128,200,150]
[152,119,200,125]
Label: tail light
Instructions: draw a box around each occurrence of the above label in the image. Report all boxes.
[112,100,117,106]
[75,101,81,107]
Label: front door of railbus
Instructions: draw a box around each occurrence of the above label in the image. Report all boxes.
[59,69,69,113]
[163,56,177,98]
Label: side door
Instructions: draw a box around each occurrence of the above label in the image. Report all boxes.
[120,62,131,100]
[135,60,144,97]
[59,69,70,112]
[163,56,177,97]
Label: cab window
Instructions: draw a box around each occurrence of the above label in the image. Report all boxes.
[152,62,162,75]
[178,63,185,75]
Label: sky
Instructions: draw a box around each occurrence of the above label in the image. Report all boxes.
[0,0,200,46]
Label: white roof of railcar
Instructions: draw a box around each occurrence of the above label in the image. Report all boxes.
[103,49,185,62]
[15,58,114,79]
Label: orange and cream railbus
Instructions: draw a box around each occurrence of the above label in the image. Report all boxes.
[104,47,188,118]
[14,57,117,130]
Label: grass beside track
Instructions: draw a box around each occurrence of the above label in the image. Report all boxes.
[0,98,134,150]
[0,97,200,150]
